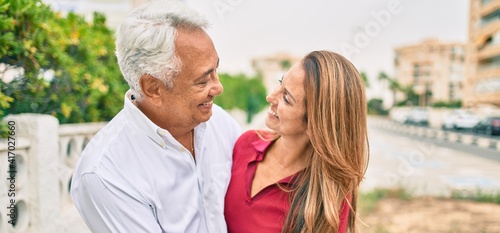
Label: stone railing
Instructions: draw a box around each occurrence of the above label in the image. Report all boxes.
[370,116,500,152]
[0,135,30,233]
[1,114,105,233]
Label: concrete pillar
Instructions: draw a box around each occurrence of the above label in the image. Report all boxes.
[5,114,61,233]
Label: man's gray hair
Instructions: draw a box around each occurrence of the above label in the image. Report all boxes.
[115,0,208,100]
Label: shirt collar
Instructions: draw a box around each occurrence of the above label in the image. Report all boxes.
[250,135,299,184]
[123,90,166,148]
[251,137,273,162]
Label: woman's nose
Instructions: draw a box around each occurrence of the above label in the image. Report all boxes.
[266,89,278,104]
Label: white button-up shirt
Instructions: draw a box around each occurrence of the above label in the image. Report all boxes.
[71,92,241,233]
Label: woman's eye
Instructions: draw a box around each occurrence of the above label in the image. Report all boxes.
[283,94,290,104]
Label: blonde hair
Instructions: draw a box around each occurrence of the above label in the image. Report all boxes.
[282,51,369,233]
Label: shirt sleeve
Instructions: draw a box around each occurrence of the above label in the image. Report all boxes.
[71,172,163,233]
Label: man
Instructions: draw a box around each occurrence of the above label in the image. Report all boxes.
[70,1,241,232]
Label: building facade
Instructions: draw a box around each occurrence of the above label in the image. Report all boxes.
[394,39,466,106]
[464,0,500,108]
[251,53,301,95]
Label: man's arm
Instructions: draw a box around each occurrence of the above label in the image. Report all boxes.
[71,173,162,233]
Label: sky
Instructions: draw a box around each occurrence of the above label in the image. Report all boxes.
[182,0,469,96]
[46,0,470,98]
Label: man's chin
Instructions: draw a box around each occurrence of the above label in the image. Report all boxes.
[196,111,213,123]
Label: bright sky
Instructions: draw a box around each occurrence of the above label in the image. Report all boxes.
[184,0,469,96]
[46,0,470,98]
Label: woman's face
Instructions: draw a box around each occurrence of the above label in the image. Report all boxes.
[265,62,308,137]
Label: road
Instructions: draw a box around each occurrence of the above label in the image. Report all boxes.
[362,118,500,196]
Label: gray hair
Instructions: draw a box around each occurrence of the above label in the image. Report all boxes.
[115,0,208,100]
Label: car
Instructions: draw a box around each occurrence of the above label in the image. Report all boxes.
[405,108,428,125]
[441,110,480,130]
[472,116,500,136]
[390,108,411,124]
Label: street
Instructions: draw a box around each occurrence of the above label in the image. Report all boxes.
[363,117,500,196]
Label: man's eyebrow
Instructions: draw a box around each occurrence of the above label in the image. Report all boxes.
[194,58,220,82]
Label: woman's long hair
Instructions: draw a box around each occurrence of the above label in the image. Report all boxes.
[282,51,369,233]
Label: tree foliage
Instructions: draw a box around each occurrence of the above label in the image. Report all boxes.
[215,73,268,123]
[431,100,462,108]
[280,59,292,70]
[367,98,388,115]
[0,0,127,124]
[0,0,268,134]
[360,71,369,88]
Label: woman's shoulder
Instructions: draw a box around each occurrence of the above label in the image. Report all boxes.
[233,129,275,156]
[236,129,276,144]
[235,130,260,146]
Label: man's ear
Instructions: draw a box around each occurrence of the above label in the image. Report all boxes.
[139,75,163,106]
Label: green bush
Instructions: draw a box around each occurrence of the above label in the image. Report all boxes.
[367,98,388,115]
[215,73,267,123]
[432,100,462,108]
[1,0,127,124]
[451,189,500,204]
[359,188,412,213]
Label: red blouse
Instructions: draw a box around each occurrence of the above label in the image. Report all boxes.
[224,130,349,233]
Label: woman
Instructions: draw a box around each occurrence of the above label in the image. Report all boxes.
[224,51,369,233]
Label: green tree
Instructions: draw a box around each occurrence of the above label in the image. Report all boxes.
[377,71,401,107]
[367,98,388,115]
[360,71,370,88]
[0,0,128,126]
[215,73,267,123]
[280,59,292,70]
[395,85,419,107]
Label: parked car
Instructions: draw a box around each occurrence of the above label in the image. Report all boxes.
[441,110,480,130]
[405,108,428,125]
[472,116,500,135]
[390,108,411,124]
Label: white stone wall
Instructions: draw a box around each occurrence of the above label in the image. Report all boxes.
[1,114,105,233]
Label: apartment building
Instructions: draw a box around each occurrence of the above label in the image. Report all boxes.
[252,53,301,95]
[464,0,500,107]
[394,39,466,106]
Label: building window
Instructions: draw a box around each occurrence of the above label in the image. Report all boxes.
[482,0,493,5]
[481,9,500,27]
[449,82,455,100]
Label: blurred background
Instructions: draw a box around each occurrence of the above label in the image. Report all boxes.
[1,0,500,232]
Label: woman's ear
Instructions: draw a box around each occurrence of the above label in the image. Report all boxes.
[139,74,163,106]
